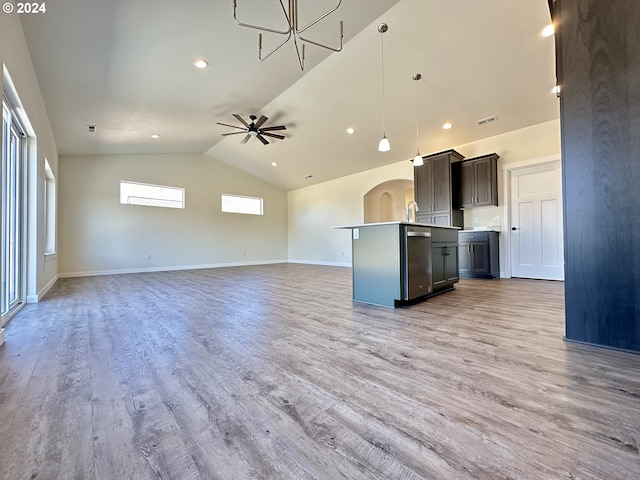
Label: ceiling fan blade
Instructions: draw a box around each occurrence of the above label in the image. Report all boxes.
[217,122,247,130]
[233,114,250,128]
[256,134,269,145]
[261,132,285,140]
[240,134,251,144]
[260,125,286,132]
[221,131,247,136]
[253,115,268,129]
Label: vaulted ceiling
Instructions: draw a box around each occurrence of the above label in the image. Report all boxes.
[21,0,557,191]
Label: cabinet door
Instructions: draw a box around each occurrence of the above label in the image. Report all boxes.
[431,244,446,288]
[431,155,451,214]
[431,213,451,226]
[416,214,433,225]
[470,242,490,275]
[414,159,433,212]
[458,243,471,275]
[444,244,459,282]
[460,162,475,208]
[475,159,495,206]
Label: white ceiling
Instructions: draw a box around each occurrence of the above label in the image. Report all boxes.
[21,0,558,191]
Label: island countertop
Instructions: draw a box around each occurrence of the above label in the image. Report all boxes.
[333,221,461,230]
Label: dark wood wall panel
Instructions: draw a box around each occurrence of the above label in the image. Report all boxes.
[557,0,640,352]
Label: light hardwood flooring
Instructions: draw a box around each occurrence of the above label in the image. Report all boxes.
[0,263,639,479]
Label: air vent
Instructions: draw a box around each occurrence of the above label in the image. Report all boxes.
[86,124,97,133]
[476,115,498,126]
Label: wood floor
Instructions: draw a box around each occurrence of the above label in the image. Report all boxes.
[1,264,639,479]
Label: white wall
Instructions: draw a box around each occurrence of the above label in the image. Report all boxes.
[59,154,288,276]
[288,161,414,266]
[288,120,561,267]
[455,120,562,230]
[1,12,59,301]
[363,179,414,224]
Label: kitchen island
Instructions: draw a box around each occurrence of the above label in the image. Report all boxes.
[334,221,460,308]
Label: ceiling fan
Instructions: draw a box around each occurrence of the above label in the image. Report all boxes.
[217,114,286,145]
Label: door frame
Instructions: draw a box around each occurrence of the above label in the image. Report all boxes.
[501,154,562,279]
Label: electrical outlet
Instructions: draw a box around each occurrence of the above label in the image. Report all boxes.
[494,215,500,223]
[473,216,479,224]
[146,253,151,260]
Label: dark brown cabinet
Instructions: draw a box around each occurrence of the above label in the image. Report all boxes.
[431,227,459,291]
[414,149,463,227]
[459,153,499,208]
[458,230,499,278]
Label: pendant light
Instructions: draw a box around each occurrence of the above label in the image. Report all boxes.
[412,73,424,166]
[377,23,390,152]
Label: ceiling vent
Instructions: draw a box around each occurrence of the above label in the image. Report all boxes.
[476,115,498,126]
[86,124,97,133]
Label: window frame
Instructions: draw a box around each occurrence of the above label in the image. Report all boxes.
[221,193,264,216]
[119,180,185,209]
[44,158,56,256]
[1,96,27,320]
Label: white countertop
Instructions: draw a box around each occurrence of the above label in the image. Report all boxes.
[333,221,461,230]
[459,226,501,232]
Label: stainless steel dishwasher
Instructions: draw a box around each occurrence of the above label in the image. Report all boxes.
[402,225,433,301]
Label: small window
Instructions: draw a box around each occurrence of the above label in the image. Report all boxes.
[221,194,263,215]
[44,159,56,254]
[120,181,184,209]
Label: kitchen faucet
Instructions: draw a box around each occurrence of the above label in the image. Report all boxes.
[406,200,419,222]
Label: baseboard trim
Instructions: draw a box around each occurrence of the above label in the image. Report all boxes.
[288,260,351,268]
[564,337,640,355]
[27,274,60,303]
[58,260,289,278]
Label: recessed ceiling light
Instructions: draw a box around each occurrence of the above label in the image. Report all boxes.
[151,134,160,139]
[541,24,555,37]
[442,122,453,130]
[271,162,278,167]
[193,59,209,69]
[346,127,355,135]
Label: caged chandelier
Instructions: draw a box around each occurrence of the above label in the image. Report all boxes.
[232,0,344,71]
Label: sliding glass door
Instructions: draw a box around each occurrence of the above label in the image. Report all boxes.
[1,98,26,322]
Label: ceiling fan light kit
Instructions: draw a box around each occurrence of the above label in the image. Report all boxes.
[217,114,287,145]
[233,0,344,71]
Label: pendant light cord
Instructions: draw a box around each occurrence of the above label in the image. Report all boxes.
[415,77,420,154]
[380,30,386,134]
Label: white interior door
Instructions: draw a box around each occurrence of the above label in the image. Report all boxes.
[510,161,564,280]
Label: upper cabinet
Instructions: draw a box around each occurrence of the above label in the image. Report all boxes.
[414,149,464,227]
[459,153,499,208]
